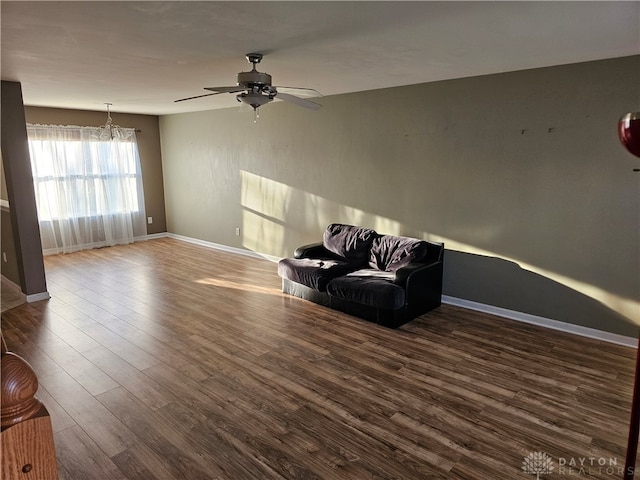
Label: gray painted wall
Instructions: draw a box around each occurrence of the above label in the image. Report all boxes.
[159,56,640,337]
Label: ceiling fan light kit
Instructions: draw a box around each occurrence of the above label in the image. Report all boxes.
[176,53,322,121]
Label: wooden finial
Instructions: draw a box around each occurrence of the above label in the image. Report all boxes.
[1,350,43,429]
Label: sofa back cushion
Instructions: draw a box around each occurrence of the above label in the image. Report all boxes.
[368,235,429,272]
[323,224,376,264]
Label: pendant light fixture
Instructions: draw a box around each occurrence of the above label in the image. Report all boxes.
[98,103,132,140]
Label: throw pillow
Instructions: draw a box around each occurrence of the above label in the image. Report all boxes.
[368,235,428,272]
[322,224,376,264]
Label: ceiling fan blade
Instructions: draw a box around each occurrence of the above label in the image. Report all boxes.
[276,87,323,98]
[204,86,245,93]
[276,92,322,111]
[174,92,220,103]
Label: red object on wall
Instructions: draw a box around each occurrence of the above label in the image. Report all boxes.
[619,112,640,158]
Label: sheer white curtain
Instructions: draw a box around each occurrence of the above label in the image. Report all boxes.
[27,124,147,254]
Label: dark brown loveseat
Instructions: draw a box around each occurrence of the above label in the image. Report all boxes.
[277,224,444,328]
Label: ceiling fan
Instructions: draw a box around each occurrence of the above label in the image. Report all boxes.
[175,53,322,114]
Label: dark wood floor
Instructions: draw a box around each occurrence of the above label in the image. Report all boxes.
[1,237,636,479]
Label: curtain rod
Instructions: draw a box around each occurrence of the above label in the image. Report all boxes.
[26,123,143,133]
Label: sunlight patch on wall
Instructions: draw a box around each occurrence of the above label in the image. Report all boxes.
[241,207,286,256]
[240,170,411,255]
[241,170,290,222]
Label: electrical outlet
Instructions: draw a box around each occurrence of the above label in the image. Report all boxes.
[235,228,241,236]
[147,216,153,224]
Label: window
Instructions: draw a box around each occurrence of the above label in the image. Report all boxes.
[27,124,147,254]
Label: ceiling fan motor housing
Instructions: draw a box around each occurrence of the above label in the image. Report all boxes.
[236,53,276,110]
[237,71,272,90]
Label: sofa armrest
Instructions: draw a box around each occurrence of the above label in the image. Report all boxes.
[294,242,331,259]
[394,260,444,307]
[393,262,435,285]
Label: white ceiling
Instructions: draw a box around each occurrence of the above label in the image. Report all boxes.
[2,1,639,116]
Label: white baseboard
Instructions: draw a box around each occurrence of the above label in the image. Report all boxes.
[443,295,637,348]
[26,291,50,302]
[135,232,170,242]
[165,233,280,262]
[143,233,638,348]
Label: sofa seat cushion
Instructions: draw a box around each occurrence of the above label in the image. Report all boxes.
[278,257,356,292]
[326,269,406,310]
[368,235,429,272]
[323,223,377,265]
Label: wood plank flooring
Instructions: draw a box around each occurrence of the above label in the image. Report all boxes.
[1,237,636,479]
